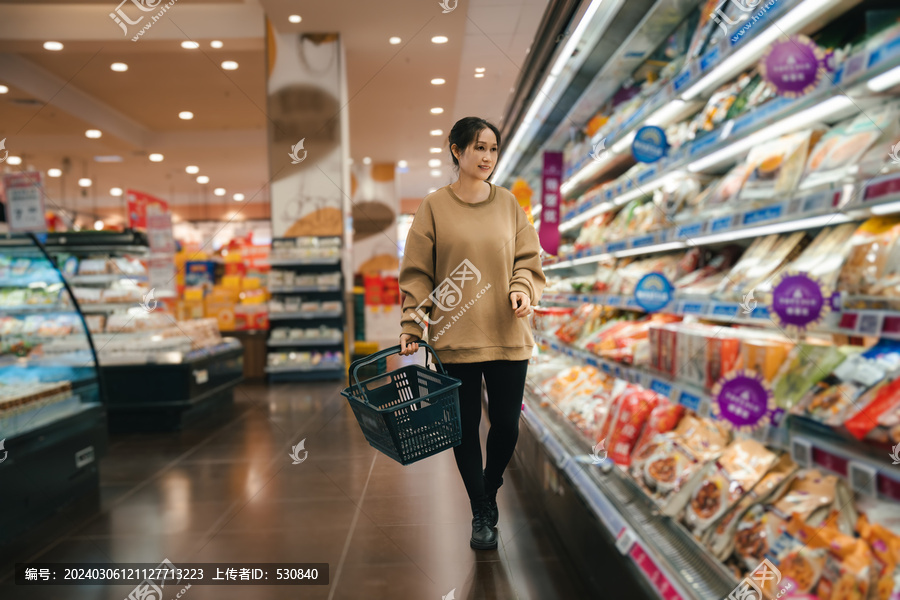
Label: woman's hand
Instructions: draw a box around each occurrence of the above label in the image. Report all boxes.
[510,292,533,318]
[399,333,420,356]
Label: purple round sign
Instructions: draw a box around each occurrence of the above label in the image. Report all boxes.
[772,273,825,328]
[715,374,769,429]
[762,36,824,97]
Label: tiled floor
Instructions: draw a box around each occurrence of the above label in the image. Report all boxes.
[0,380,591,599]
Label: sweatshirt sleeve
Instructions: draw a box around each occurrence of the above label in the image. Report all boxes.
[509,201,546,304]
[398,201,436,339]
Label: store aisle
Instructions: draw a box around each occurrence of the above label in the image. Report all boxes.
[1,380,590,600]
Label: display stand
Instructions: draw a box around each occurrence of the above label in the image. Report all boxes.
[266,237,345,381]
[0,235,107,548]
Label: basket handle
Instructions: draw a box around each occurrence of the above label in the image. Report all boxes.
[349,342,446,397]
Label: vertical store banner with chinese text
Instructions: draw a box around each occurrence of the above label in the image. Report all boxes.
[540,152,562,255]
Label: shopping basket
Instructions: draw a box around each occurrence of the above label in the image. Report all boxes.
[341,342,462,466]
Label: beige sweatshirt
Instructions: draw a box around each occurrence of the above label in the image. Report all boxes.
[399,183,546,363]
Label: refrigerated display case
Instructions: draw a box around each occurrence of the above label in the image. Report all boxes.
[0,234,107,547]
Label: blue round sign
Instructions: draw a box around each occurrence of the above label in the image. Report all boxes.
[634,273,673,312]
[632,126,669,163]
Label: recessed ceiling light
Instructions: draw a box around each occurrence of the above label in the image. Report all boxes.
[85,129,102,139]
[431,78,446,85]
[78,178,92,187]
[185,165,199,174]
[7,156,22,166]
[197,175,209,184]
[233,193,245,201]
[363,157,372,165]
[0,85,8,94]
[211,40,223,49]
[179,111,194,120]
[94,220,104,231]
[397,160,408,168]
[430,169,442,177]
[430,107,443,114]
[110,187,123,197]
[110,62,128,72]
[48,168,62,177]
[221,61,239,71]
[389,37,401,45]
[44,41,64,51]
[430,129,444,136]
[181,41,200,49]
[289,14,302,23]
[94,155,123,163]
[474,73,485,78]
[149,153,164,162]
[430,147,442,153]
[475,67,486,73]
[428,159,441,168]
[214,188,226,196]
[431,36,448,44]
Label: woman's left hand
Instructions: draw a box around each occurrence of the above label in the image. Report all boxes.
[510,292,532,318]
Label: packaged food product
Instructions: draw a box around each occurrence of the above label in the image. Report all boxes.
[772,342,852,414]
[844,375,900,440]
[857,514,900,600]
[838,217,900,296]
[734,505,789,571]
[739,129,825,201]
[684,438,778,536]
[706,454,798,560]
[740,340,792,384]
[706,335,742,390]
[769,469,841,526]
[606,387,660,466]
[632,399,685,460]
[721,232,808,300]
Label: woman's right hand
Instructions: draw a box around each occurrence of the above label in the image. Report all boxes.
[399,334,420,356]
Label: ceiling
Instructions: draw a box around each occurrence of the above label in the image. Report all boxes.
[0,0,549,224]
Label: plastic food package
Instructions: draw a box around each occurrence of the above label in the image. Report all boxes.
[771,342,852,413]
[717,232,807,300]
[632,399,685,459]
[838,217,900,296]
[605,387,661,466]
[683,438,777,536]
[738,128,825,202]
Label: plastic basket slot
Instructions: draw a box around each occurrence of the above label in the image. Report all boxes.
[393,372,414,403]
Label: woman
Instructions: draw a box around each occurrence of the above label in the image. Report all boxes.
[397,116,545,551]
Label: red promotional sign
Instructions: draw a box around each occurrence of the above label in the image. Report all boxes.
[539,152,562,255]
[126,189,169,230]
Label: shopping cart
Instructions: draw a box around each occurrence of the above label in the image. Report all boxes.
[341,343,462,466]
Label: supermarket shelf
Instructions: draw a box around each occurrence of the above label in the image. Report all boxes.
[546,185,853,268]
[0,303,73,315]
[540,292,900,339]
[65,273,148,285]
[268,310,343,321]
[264,363,344,374]
[78,302,139,313]
[265,364,345,382]
[561,0,899,199]
[0,353,95,368]
[268,257,340,267]
[267,337,343,348]
[533,333,712,416]
[268,285,341,294]
[520,394,735,600]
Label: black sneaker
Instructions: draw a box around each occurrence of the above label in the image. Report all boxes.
[469,498,498,550]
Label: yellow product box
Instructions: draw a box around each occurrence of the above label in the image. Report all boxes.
[741,340,792,383]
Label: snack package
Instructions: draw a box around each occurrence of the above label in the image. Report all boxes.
[844,375,900,440]
[706,335,743,390]
[684,438,777,536]
[740,340,793,385]
[769,469,844,527]
[606,387,660,466]
[838,217,900,296]
[858,513,900,600]
[632,399,685,459]
[739,129,825,202]
[772,342,852,414]
[706,454,798,560]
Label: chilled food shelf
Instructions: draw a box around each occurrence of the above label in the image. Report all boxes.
[268,310,343,321]
[561,2,900,199]
[268,257,340,267]
[65,273,148,285]
[268,285,342,294]
[520,394,735,600]
[78,302,140,313]
[267,337,343,348]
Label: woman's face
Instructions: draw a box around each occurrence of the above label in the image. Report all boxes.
[453,128,498,181]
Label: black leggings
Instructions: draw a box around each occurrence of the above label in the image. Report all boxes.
[443,360,529,502]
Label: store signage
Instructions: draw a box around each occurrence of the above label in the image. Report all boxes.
[712,370,774,431]
[2,171,47,232]
[760,34,826,98]
[126,189,169,230]
[539,152,563,255]
[771,272,828,330]
[631,126,669,163]
[634,273,673,313]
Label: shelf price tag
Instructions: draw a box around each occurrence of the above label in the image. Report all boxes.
[848,461,878,497]
[616,527,637,555]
